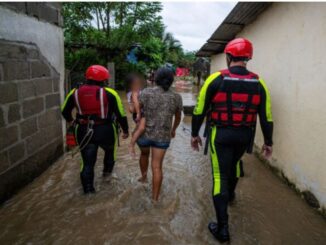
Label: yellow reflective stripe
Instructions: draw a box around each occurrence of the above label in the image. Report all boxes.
[193,72,221,115]
[113,123,118,161]
[210,126,221,195]
[236,160,241,178]
[61,88,76,111]
[74,124,79,144]
[74,124,84,172]
[80,158,84,172]
[259,79,273,122]
[104,87,126,117]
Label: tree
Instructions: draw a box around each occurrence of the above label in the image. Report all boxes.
[63,2,196,89]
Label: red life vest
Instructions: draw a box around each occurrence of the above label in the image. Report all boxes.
[210,69,261,127]
[74,85,108,120]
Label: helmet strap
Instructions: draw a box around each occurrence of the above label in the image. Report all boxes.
[226,54,232,68]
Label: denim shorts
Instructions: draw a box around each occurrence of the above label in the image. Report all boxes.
[137,136,170,150]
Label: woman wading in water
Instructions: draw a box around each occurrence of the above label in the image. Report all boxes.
[130,67,183,201]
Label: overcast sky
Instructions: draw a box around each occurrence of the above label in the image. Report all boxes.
[161,2,236,51]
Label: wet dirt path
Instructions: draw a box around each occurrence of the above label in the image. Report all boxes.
[0,84,325,244]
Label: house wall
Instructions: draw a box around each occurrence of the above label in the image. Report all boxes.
[210,3,326,209]
[0,3,64,203]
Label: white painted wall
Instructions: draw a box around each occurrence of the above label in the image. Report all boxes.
[210,55,225,74]
[210,3,326,209]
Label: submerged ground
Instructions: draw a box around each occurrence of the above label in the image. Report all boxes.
[0,84,325,244]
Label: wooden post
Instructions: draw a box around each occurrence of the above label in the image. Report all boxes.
[107,62,115,88]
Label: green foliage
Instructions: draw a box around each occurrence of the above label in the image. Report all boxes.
[63,2,195,89]
[178,51,197,68]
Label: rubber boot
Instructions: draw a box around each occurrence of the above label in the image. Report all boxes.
[84,185,96,194]
[208,222,230,243]
[102,170,111,177]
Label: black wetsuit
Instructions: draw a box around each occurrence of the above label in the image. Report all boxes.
[192,66,273,227]
[62,85,128,193]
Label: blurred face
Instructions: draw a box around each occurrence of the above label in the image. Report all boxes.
[130,77,143,91]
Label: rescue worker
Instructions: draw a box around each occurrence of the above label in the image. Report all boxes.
[191,38,273,242]
[61,65,129,194]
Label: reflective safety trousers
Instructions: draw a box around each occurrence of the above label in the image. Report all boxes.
[210,126,251,224]
[209,126,251,196]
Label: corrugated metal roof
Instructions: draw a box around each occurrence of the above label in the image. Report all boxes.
[196,2,272,57]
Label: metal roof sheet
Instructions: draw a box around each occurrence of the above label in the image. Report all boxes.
[196,2,272,57]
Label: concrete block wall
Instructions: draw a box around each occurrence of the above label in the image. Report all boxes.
[0,40,63,202]
[0,3,64,203]
[0,2,63,27]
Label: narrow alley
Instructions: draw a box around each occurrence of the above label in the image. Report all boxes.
[0,89,325,245]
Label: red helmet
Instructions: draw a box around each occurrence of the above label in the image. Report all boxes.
[85,65,110,82]
[224,38,253,59]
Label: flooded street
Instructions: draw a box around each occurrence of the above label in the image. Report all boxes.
[0,83,326,245]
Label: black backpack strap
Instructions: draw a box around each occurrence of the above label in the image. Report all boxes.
[226,90,233,125]
[242,93,253,125]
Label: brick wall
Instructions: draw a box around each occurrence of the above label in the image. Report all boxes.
[0,38,63,201]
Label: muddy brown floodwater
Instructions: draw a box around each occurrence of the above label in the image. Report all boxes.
[0,82,326,245]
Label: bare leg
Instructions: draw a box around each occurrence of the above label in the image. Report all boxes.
[151,147,167,201]
[138,147,150,182]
